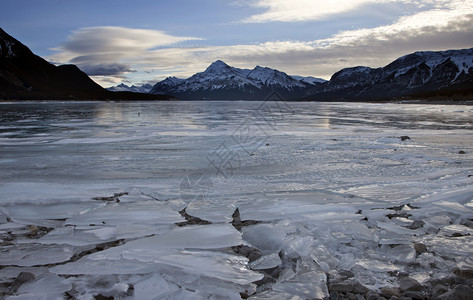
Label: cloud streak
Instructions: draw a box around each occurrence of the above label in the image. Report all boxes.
[241,0,448,23]
[242,0,388,23]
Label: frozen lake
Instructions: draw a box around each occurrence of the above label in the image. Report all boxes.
[0,101,472,299]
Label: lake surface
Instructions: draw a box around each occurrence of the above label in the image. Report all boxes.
[0,101,472,299]
[1,101,472,202]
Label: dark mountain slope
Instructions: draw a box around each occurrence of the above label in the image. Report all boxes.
[0,28,170,100]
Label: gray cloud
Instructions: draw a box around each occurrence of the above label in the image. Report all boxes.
[69,54,125,65]
[49,26,202,84]
[79,63,136,76]
[241,0,425,23]
[56,26,202,55]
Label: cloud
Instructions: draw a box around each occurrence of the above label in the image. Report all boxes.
[50,26,202,77]
[79,63,136,76]
[56,26,201,54]
[144,0,473,80]
[241,0,438,23]
[49,1,473,86]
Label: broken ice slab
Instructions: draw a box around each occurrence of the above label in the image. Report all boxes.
[434,200,473,215]
[380,244,416,263]
[4,202,105,221]
[49,224,261,285]
[0,244,75,267]
[346,221,376,241]
[242,224,286,254]
[133,273,186,300]
[0,182,112,206]
[376,221,418,235]
[438,224,473,236]
[50,249,263,285]
[191,276,256,300]
[457,255,473,269]
[250,253,282,270]
[424,235,473,258]
[363,208,393,223]
[99,224,242,251]
[30,226,116,246]
[14,273,72,299]
[377,231,412,245]
[413,187,473,213]
[247,290,300,299]
[65,200,183,226]
[0,267,49,284]
[24,223,177,247]
[356,258,400,273]
[0,222,26,232]
[272,270,329,299]
[420,214,452,231]
[238,199,359,222]
[6,218,64,229]
[310,245,340,271]
[114,223,176,240]
[326,221,376,243]
[185,195,237,223]
[336,253,356,271]
[286,236,316,257]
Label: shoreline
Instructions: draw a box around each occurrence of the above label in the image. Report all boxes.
[1,99,472,105]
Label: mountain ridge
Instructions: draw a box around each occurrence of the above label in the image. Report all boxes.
[312,48,473,101]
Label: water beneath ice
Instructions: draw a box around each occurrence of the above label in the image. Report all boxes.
[0,101,472,299]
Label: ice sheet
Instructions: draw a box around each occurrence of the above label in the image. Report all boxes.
[1,101,472,298]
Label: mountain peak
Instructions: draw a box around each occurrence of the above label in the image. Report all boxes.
[253,65,270,70]
[205,60,231,72]
[211,60,227,66]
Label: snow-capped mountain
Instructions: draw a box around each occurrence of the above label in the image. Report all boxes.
[246,66,306,89]
[150,60,320,100]
[155,76,185,89]
[311,48,473,101]
[107,83,153,93]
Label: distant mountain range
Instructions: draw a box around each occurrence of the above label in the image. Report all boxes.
[106,83,153,94]
[144,49,473,101]
[147,60,326,100]
[0,28,170,100]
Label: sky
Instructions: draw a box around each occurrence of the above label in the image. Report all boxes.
[1,0,473,87]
